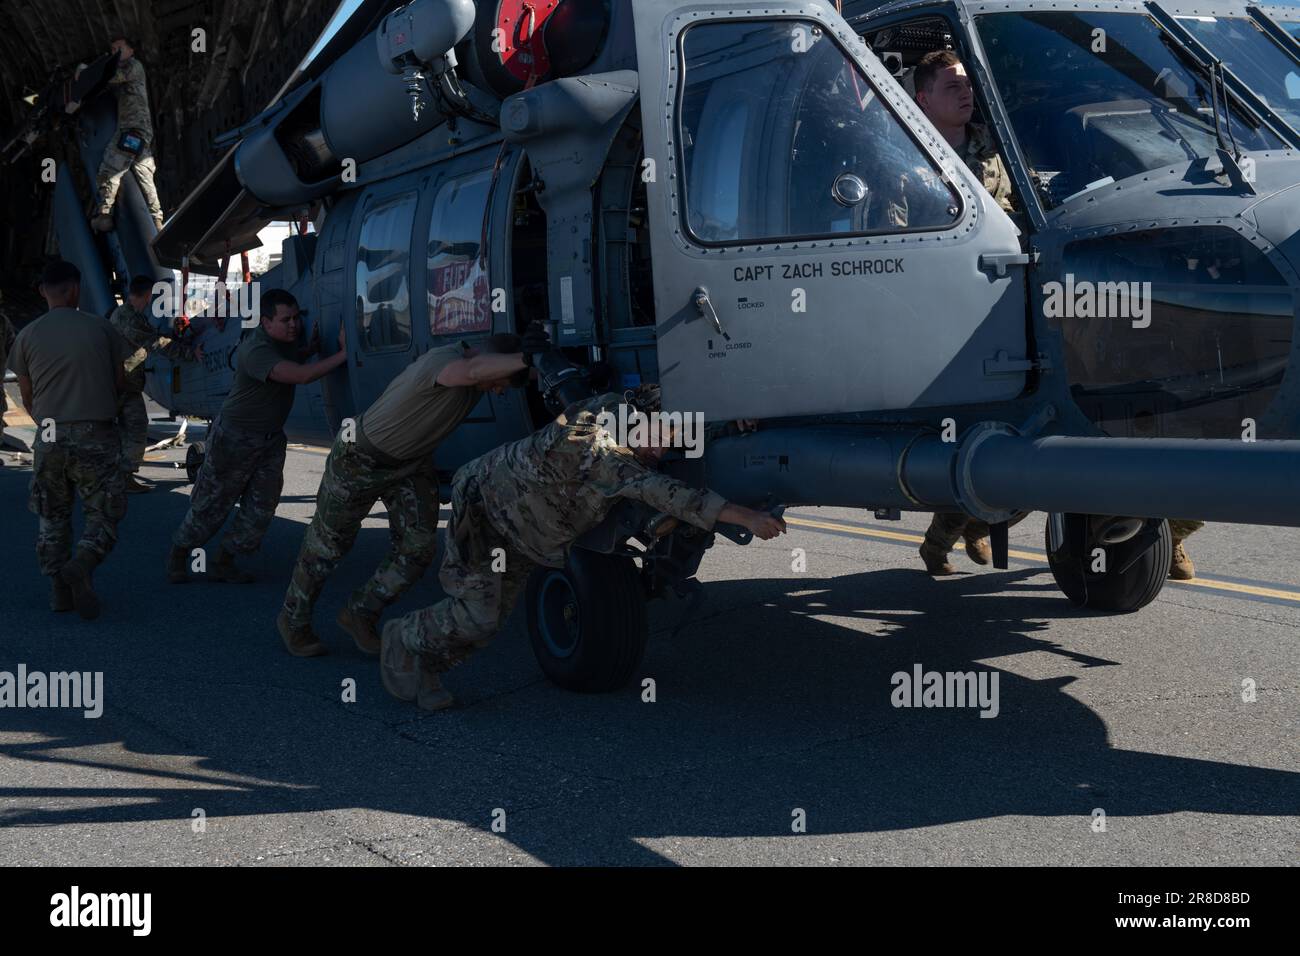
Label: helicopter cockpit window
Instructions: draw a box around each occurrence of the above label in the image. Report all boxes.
[976,12,1285,209]
[677,19,960,244]
[355,194,416,353]
[1177,15,1300,135]
[427,169,493,337]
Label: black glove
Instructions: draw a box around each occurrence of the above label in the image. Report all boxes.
[520,321,552,366]
[534,351,594,413]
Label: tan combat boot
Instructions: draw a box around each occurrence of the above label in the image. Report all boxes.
[337,605,381,656]
[49,575,74,612]
[919,543,956,576]
[91,214,114,233]
[964,533,992,566]
[58,549,101,620]
[124,474,153,494]
[417,666,455,712]
[1169,541,1196,580]
[210,547,256,583]
[277,608,327,657]
[167,545,190,584]
[380,621,419,701]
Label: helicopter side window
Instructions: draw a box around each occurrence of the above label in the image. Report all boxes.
[355,194,416,353]
[1059,227,1292,439]
[427,169,494,337]
[975,12,1285,209]
[677,19,960,245]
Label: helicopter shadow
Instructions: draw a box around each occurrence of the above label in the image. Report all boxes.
[0,466,1294,865]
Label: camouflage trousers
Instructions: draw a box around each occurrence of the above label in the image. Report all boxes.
[173,420,286,555]
[96,140,162,220]
[923,511,1028,554]
[1168,519,1204,543]
[282,435,439,628]
[393,473,536,672]
[117,391,149,473]
[28,421,127,575]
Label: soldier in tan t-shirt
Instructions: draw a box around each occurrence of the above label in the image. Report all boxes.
[6,260,133,619]
[277,326,550,657]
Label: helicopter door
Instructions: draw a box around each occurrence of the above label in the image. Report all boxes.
[350,188,419,413]
[632,3,1029,421]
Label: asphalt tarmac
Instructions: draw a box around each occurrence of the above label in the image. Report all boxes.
[0,423,1296,866]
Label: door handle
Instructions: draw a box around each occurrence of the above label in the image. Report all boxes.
[693,287,729,340]
[978,251,1038,278]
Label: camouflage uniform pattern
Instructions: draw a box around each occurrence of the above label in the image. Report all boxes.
[1168,519,1204,542]
[393,471,535,673]
[29,422,127,575]
[173,421,287,555]
[923,510,1027,556]
[282,434,439,628]
[957,123,1017,215]
[888,122,1016,226]
[393,392,728,670]
[96,57,161,220]
[110,303,197,470]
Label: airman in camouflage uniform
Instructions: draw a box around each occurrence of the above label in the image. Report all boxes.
[278,332,538,658]
[6,261,131,618]
[83,38,162,231]
[905,50,1025,573]
[888,51,1019,230]
[379,386,787,712]
[110,275,202,491]
[169,289,347,585]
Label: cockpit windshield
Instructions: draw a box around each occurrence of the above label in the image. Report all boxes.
[1177,14,1300,135]
[976,12,1286,209]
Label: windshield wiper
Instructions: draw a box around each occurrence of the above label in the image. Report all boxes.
[1147,1,1300,148]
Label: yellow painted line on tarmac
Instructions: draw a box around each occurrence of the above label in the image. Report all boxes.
[784,516,1300,605]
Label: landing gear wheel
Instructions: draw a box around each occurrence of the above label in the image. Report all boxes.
[1045,514,1171,612]
[526,550,647,692]
[184,441,205,484]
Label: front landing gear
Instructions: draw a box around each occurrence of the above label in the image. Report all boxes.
[1045,514,1172,612]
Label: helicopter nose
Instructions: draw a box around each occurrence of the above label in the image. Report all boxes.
[1248,190,1300,268]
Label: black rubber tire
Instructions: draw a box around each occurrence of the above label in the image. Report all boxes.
[1045,514,1171,613]
[184,441,206,484]
[526,550,647,692]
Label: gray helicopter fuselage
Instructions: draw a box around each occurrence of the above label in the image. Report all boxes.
[135,0,1300,529]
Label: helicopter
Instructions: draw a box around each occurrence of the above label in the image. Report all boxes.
[41,0,1300,692]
